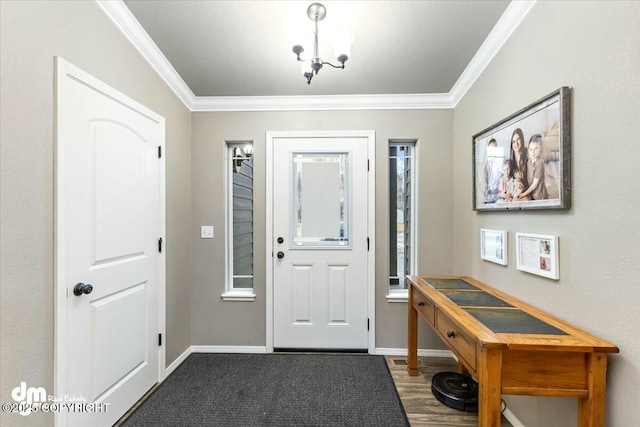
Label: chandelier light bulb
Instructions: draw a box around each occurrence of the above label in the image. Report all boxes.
[333,31,353,60]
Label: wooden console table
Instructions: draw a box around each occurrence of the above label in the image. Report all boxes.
[407,275,618,427]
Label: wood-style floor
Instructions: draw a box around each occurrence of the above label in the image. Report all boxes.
[386,356,513,427]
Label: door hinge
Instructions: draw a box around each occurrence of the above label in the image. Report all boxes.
[158,146,162,158]
[367,318,370,330]
[158,333,162,346]
[158,237,163,253]
[367,159,370,171]
[367,237,370,251]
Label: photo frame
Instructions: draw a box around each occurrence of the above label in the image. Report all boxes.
[515,232,559,280]
[480,228,507,265]
[472,87,571,211]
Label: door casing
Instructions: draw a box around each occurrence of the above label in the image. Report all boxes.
[265,130,376,353]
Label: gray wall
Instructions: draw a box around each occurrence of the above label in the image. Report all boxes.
[452,1,640,426]
[0,2,192,426]
[191,110,453,349]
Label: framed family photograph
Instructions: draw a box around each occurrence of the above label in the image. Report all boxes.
[515,232,559,280]
[472,87,571,211]
[480,228,507,265]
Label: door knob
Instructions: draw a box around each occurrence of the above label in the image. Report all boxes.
[277,251,285,259]
[73,282,93,296]
[447,330,456,339]
[277,237,284,244]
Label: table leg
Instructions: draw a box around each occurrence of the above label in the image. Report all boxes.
[478,347,502,427]
[407,286,418,376]
[578,353,608,427]
[457,360,470,376]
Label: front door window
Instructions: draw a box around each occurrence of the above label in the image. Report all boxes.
[292,152,350,248]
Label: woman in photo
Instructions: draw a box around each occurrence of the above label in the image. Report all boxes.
[509,128,530,199]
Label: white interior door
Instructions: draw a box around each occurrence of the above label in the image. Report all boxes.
[56,59,164,427]
[273,137,369,350]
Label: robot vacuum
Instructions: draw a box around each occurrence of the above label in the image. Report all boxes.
[431,371,478,412]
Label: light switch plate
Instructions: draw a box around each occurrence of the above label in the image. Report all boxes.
[201,226,214,239]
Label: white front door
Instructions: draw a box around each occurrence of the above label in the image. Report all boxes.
[272,136,369,350]
[56,59,164,426]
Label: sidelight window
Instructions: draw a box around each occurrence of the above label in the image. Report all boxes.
[388,141,417,299]
[223,142,255,301]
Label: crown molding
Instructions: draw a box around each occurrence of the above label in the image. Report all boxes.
[96,0,197,109]
[449,0,537,106]
[191,93,453,112]
[97,0,536,112]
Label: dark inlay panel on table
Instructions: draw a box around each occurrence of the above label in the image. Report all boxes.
[441,290,513,308]
[465,308,568,335]
[424,278,478,290]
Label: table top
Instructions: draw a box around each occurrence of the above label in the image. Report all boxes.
[408,275,619,353]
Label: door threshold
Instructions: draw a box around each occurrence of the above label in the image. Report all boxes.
[273,348,368,354]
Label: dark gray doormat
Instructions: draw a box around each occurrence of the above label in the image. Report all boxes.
[120,353,409,426]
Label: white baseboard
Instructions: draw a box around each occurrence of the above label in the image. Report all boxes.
[166,346,452,376]
[503,406,525,427]
[190,345,269,354]
[164,346,192,377]
[374,347,454,358]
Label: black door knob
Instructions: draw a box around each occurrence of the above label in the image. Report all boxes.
[277,251,285,259]
[277,237,284,244]
[73,282,93,296]
[446,330,456,339]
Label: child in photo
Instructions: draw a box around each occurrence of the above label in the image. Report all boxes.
[498,159,524,202]
[519,134,548,200]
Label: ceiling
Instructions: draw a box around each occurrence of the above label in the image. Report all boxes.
[121,0,512,99]
[99,1,535,109]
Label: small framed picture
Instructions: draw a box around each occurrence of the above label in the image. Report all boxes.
[515,232,559,279]
[480,229,508,265]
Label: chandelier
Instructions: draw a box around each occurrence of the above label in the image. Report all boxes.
[292,3,351,85]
